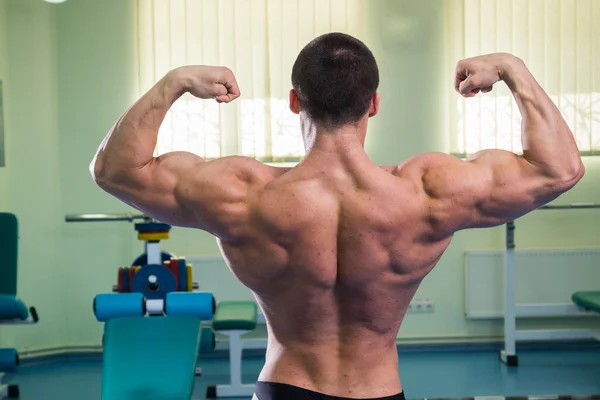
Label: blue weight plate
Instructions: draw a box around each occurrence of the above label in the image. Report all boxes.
[134,222,172,233]
[131,252,174,268]
[130,264,177,300]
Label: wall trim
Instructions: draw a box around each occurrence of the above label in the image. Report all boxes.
[15,337,600,366]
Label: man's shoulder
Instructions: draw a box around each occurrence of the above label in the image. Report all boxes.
[381,152,456,179]
[203,156,291,182]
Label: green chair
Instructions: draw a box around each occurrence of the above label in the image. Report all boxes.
[572,291,600,314]
[571,291,600,343]
[207,301,258,398]
[0,213,39,399]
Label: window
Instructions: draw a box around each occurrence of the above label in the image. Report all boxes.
[445,0,600,157]
[137,0,366,162]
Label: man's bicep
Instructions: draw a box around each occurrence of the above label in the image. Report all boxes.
[108,154,255,240]
[461,151,545,226]
[420,150,553,234]
[105,151,206,227]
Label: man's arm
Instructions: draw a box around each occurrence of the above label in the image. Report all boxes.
[401,53,584,238]
[91,65,258,240]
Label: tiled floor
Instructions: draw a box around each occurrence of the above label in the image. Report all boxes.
[3,347,600,399]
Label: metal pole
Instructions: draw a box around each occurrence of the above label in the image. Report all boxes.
[65,213,149,223]
[539,203,600,210]
[501,221,518,366]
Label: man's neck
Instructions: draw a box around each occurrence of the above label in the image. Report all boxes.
[300,130,372,173]
[303,121,367,156]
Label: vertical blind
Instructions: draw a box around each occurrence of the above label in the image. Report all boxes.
[445,0,600,156]
[137,0,366,161]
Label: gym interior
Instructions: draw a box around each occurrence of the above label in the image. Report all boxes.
[0,0,599,399]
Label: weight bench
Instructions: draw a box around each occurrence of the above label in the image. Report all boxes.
[207,301,258,398]
[95,292,215,400]
[572,291,600,314]
[0,213,39,399]
[102,316,202,400]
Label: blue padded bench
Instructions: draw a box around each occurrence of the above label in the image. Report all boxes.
[101,316,202,400]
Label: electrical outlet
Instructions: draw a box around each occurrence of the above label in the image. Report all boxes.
[415,299,425,312]
[407,298,435,314]
[423,298,435,313]
[407,299,417,314]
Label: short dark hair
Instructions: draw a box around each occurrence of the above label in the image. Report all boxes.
[291,32,379,129]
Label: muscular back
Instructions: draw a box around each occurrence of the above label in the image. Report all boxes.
[102,136,578,397]
[93,54,584,400]
[215,153,453,397]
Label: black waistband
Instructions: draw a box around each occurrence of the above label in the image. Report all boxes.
[255,381,406,400]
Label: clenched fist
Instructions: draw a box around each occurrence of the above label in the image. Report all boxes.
[172,65,241,103]
[454,53,518,98]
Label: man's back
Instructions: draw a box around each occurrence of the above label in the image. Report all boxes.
[92,39,584,399]
[218,150,453,397]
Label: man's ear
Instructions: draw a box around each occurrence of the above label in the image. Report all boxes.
[289,89,300,114]
[368,92,380,118]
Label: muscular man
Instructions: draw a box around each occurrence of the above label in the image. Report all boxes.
[91,33,584,400]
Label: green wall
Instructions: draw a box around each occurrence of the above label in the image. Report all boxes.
[363,0,600,340]
[0,0,9,210]
[0,0,598,351]
[55,0,140,347]
[2,0,65,350]
[365,0,448,161]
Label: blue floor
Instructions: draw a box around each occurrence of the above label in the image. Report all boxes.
[4,348,600,399]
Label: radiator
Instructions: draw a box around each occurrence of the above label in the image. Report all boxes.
[465,248,600,319]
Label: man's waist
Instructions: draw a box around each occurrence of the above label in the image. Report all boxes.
[260,345,401,395]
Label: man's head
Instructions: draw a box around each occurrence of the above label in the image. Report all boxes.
[290,32,380,130]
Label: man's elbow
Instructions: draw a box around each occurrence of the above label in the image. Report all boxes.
[555,158,585,192]
[90,154,120,192]
[566,155,585,183]
[89,155,106,186]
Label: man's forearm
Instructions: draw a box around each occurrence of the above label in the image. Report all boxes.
[501,57,583,181]
[91,69,189,181]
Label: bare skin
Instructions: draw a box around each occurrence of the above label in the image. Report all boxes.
[91,53,584,398]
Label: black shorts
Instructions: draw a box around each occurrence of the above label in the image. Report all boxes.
[255,381,406,400]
